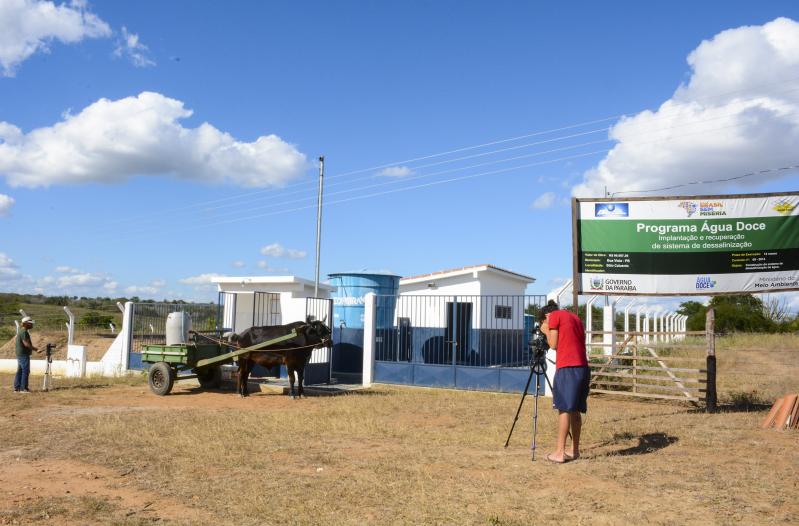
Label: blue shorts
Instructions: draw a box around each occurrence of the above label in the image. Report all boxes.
[553,366,591,413]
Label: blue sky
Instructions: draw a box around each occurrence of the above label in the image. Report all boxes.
[1,1,798,309]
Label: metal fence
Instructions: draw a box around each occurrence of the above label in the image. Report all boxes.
[373,295,548,393]
[1,313,121,343]
[130,302,219,355]
[375,295,547,367]
[305,297,333,366]
[253,291,281,326]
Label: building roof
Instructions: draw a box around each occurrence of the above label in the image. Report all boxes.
[400,264,535,285]
[211,275,335,292]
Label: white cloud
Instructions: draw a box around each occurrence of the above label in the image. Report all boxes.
[0,0,112,76]
[530,192,556,209]
[55,265,79,273]
[0,193,14,216]
[377,165,414,178]
[257,260,288,272]
[149,279,165,287]
[0,91,308,188]
[179,273,224,285]
[260,242,307,259]
[231,260,246,268]
[56,271,107,288]
[125,285,158,295]
[113,26,154,68]
[573,18,799,197]
[0,252,21,280]
[103,280,117,292]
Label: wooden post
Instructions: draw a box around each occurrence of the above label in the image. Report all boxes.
[705,308,717,413]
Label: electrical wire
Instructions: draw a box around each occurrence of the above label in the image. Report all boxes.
[610,165,799,196]
[94,93,799,236]
[94,77,799,228]
[104,107,799,237]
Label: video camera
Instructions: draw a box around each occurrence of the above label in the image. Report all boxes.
[45,343,55,363]
[529,322,549,355]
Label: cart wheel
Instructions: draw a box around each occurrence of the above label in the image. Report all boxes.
[148,362,174,396]
[196,366,222,389]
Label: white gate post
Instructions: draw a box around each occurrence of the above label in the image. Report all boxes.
[585,295,598,352]
[121,301,134,372]
[362,293,376,387]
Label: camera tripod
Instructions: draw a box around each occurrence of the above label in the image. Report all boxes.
[42,344,54,392]
[503,348,556,461]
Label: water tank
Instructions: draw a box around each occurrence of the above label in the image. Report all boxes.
[328,272,400,379]
[328,271,400,329]
[166,312,192,345]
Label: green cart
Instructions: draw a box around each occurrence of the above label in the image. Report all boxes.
[141,330,299,395]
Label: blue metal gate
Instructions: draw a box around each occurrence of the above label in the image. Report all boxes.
[374,295,547,393]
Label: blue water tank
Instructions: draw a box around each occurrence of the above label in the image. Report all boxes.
[327,272,400,378]
[327,271,400,329]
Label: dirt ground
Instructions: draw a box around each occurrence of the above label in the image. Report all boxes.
[1,372,797,525]
[0,332,115,362]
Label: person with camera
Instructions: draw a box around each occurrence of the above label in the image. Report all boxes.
[539,300,590,463]
[14,316,39,393]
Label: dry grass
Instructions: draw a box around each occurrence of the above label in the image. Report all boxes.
[0,336,797,525]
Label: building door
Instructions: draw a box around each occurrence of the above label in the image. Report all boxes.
[445,301,472,364]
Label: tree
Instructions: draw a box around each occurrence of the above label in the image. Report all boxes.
[677,295,785,333]
[79,311,114,328]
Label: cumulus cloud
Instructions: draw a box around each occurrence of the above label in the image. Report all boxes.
[377,166,414,178]
[0,0,112,76]
[56,271,108,288]
[0,91,308,188]
[55,265,79,273]
[0,193,14,216]
[256,260,288,272]
[231,260,246,268]
[530,191,556,209]
[113,26,154,67]
[179,273,224,285]
[0,252,21,280]
[260,243,307,259]
[125,285,158,295]
[573,17,799,197]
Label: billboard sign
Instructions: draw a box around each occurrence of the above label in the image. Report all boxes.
[573,192,799,295]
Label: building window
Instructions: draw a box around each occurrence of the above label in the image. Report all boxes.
[495,305,512,319]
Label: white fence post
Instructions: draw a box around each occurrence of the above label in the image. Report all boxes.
[603,298,617,357]
[121,301,134,371]
[585,295,598,352]
[362,293,376,387]
[63,306,75,345]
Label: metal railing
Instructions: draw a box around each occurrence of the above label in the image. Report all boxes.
[375,295,547,367]
[130,302,219,353]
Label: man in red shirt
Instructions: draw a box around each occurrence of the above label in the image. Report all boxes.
[539,300,590,463]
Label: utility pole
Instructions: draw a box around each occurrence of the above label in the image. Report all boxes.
[314,156,325,298]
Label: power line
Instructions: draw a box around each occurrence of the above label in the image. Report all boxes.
[95,77,799,228]
[103,106,799,237]
[118,149,611,241]
[95,96,799,236]
[610,165,799,196]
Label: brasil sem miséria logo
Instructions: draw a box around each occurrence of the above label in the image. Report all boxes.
[772,198,797,215]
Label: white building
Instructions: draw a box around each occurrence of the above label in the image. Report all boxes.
[396,264,536,330]
[212,276,335,333]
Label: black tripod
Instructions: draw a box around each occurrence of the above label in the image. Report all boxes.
[503,346,555,461]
